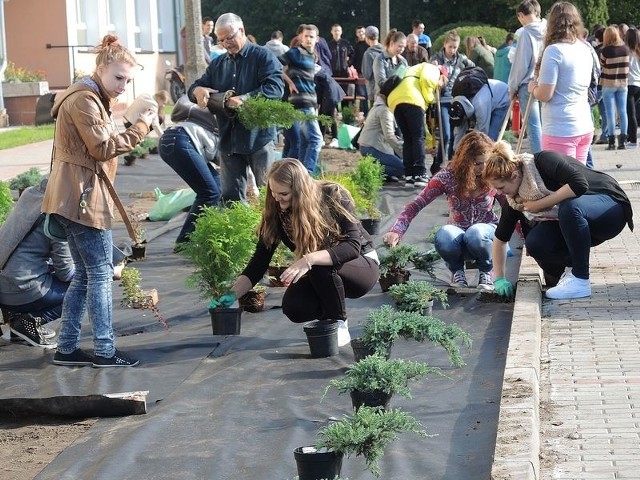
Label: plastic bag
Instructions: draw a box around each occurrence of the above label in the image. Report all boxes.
[337,124,360,150]
[148,187,196,221]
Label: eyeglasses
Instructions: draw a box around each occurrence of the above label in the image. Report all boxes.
[217,30,240,45]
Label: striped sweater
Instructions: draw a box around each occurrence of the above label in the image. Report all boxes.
[279,46,318,109]
[600,44,630,88]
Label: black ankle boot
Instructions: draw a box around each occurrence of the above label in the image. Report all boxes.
[618,134,627,150]
[606,136,616,150]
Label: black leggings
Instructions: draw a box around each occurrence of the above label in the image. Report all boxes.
[282,255,379,323]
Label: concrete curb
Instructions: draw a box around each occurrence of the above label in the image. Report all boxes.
[491,252,542,480]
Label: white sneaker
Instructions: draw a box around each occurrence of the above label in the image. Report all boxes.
[545,272,591,299]
[327,138,339,148]
[336,320,351,347]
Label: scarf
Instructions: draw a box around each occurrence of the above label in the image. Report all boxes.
[507,153,559,221]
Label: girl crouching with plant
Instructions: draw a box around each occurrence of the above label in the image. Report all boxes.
[484,142,633,300]
[230,158,380,345]
[383,131,505,290]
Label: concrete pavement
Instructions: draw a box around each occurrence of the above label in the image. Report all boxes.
[1,132,639,479]
[492,142,640,480]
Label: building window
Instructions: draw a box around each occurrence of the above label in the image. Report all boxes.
[76,0,100,48]
[156,0,177,52]
[134,0,153,52]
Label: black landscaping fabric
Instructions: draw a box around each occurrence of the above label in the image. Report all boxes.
[0,156,518,479]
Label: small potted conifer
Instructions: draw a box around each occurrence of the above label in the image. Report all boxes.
[387,280,449,316]
[378,244,440,292]
[307,406,430,478]
[323,354,441,410]
[349,155,385,234]
[179,202,261,335]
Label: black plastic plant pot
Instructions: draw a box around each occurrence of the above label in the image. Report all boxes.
[209,307,242,335]
[350,389,392,411]
[130,244,146,261]
[361,218,381,235]
[303,320,339,358]
[294,446,343,480]
[350,338,392,362]
[378,269,411,292]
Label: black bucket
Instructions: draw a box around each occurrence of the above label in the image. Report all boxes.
[350,389,392,410]
[294,446,343,480]
[350,338,391,362]
[303,320,339,358]
[209,307,242,335]
[361,218,381,235]
[206,90,236,117]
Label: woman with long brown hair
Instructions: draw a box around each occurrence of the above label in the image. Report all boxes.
[528,1,593,163]
[600,25,630,149]
[383,131,504,290]
[231,159,379,345]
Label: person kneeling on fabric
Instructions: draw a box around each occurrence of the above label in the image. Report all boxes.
[230,158,380,346]
[0,179,74,349]
[357,92,405,181]
[484,141,633,300]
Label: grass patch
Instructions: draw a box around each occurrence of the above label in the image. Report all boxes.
[0,104,173,151]
[0,124,55,150]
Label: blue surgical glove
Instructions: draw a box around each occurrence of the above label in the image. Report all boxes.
[209,292,237,309]
[494,277,514,298]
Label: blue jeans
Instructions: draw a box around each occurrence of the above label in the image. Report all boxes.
[282,123,300,159]
[488,106,510,142]
[585,146,594,169]
[517,84,542,153]
[297,107,323,174]
[219,141,274,203]
[434,223,496,273]
[435,101,453,168]
[525,194,626,280]
[602,86,628,138]
[54,216,115,357]
[8,277,69,324]
[394,103,427,177]
[597,89,608,141]
[159,127,222,244]
[360,146,405,177]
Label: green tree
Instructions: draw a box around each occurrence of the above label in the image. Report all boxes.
[608,0,640,27]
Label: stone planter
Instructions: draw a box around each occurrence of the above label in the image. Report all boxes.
[2,81,50,126]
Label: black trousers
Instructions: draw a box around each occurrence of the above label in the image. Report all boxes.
[282,254,379,323]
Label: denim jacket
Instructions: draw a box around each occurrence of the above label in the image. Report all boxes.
[188,42,284,155]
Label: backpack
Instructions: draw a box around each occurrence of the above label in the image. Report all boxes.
[379,75,403,97]
[451,66,489,99]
